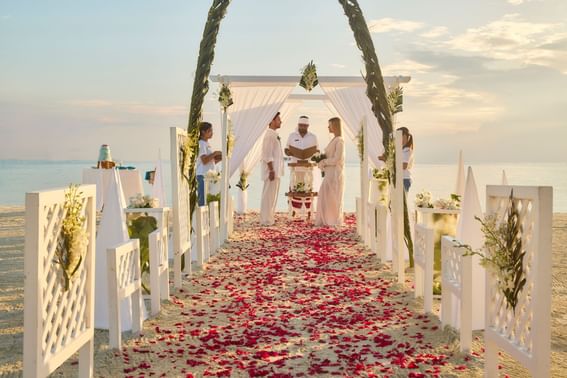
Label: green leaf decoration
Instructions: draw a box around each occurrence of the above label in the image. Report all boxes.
[462,190,526,312]
[127,214,158,294]
[56,184,88,291]
[218,82,233,110]
[299,60,319,92]
[387,86,404,115]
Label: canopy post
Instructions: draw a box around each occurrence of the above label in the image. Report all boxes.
[220,107,229,243]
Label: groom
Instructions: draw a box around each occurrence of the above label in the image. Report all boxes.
[260,112,283,226]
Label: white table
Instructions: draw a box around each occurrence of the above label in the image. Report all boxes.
[83,168,144,211]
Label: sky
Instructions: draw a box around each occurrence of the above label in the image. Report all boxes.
[1,0,566,164]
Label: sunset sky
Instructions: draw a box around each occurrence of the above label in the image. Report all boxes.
[1,0,566,163]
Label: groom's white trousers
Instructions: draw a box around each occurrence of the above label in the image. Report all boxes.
[260,178,280,225]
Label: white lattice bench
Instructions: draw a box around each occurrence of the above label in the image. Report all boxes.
[148,228,170,316]
[107,239,144,349]
[441,236,472,352]
[414,223,434,313]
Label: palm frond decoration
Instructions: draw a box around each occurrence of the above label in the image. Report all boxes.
[338,0,413,263]
[387,86,403,115]
[186,0,232,220]
[218,82,233,110]
[299,60,319,92]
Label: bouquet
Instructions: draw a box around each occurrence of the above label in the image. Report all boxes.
[205,170,221,183]
[129,194,158,209]
[434,196,460,210]
[310,152,326,163]
[415,190,433,208]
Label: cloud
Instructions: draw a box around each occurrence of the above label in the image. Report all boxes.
[420,26,449,39]
[407,77,495,109]
[368,18,424,33]
[444,14,567,73]
[65,99,186,117]
[330,63,346,69]
[507,0,524,4]
[382,60,433,75]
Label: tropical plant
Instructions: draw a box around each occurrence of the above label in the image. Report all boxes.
[462,191,526,312]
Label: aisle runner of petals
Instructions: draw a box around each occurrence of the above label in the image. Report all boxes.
[118,213,482,377]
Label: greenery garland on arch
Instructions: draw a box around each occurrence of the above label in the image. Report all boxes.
[186,0,413,259]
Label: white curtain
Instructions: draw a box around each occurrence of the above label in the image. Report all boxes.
[228,85,295,179]
[319,84,384,167]
[234,101,300,180]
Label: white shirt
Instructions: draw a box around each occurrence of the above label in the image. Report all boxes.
[402,147,414,180]
[261,128,284,180]
[196,139,215,176]
[286,130,319,163]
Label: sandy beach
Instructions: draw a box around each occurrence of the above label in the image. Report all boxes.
[0,206,566,377]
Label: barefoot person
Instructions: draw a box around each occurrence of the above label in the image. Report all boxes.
[260,112,284,226]
[315,117,345,226]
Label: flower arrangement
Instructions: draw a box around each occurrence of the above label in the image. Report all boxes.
[129,194,159,209]
[218,82,233,110]
[227,119,235,158]
[433,195,460,210]
[461,191,526,312]
[127,213,157,294]
[236,171,249,191]
[292,182,311,193]
[299,60,319,92]
[415,190,434,208]
[356,127,364,161]
[372,167,389,181]
[311,153,327,177]
[56,184,89,291]
[205,170,221,183]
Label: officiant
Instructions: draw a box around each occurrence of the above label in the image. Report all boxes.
[284,116,319,219]
[284,116,319,161]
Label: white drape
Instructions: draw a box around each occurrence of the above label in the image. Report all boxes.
[319,84,384,167]
[227,85,295,179]
[233,102,299,213]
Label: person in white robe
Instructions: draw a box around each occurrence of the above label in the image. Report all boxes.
[315,117,345,226]
[260,112,284,226]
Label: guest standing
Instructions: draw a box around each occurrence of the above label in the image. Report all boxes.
[315,117,345,226]
[398,127,414,192]
[260,112,284,226]
[196,122,222,206]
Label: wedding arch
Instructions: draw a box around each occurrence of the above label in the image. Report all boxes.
[184,0,395,218]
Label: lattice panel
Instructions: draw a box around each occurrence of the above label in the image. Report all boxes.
[414,224,427,267]
[442,237,464,290]
[116,245,141,290]
[25,186,95,376]
[41,195,92,359]
[487,193,536,354]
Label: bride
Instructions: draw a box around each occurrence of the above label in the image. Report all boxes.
[315,117,345,226]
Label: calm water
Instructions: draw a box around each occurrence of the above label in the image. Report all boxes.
[1,160,566,212]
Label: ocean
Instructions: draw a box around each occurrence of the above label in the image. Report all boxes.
[1,160,566,212]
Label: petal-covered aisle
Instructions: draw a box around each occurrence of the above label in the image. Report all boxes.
[99,213,482,377]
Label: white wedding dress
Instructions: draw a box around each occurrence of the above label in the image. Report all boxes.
[315,136,345,226]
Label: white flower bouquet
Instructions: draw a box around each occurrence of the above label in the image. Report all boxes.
[129,194,159,209]
[205,170,221,183]
[415,190,434,208]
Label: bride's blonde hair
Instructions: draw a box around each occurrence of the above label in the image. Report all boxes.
[329,117,342,136]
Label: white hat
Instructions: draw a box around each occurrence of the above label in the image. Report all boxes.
[298,116,310,125]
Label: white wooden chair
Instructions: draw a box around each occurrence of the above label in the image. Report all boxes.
[107,239,144,350]
[148,228,170,316]
[414,223,434,313]
[196,205,211,266]
[208,201,220,254]
[441,236,472,352]
[24,185,96,378]
[170,127,193,288]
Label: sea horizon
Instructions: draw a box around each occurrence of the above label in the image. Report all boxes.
[1,159,566,212]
